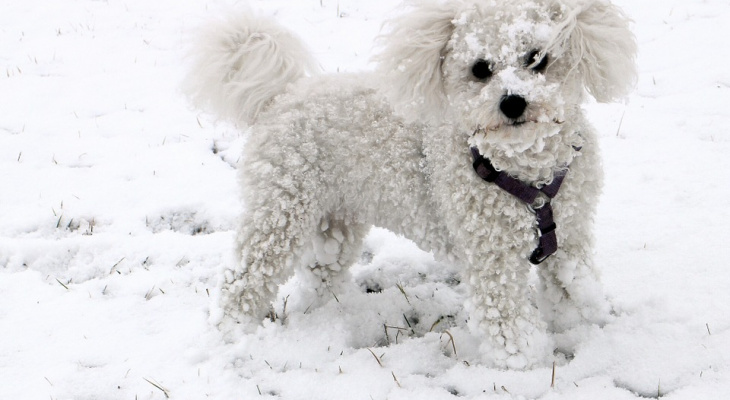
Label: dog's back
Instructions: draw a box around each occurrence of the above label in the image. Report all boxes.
[240,73,446,256]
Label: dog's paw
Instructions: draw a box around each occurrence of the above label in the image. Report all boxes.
[478,325,554,370]
[217,312,262,342]
[548,296,612,333]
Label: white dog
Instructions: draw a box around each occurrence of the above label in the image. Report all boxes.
[185,0,636,369]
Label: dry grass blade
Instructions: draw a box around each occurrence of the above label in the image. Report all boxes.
[429,316,443,332]
[144,286,156,300]
[367,348,383,367]
[551,361,556,388]
[55,278,69,290]
[441,330,457,357]
[392,371,401,388]
[616,110,626,137]
[110,257,125,274]
[143,377,170,398]
[384,325,409,332]
[395,283,410,305]
[402,314,415,334]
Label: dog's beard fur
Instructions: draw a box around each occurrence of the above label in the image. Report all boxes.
[464,94,567,156]
[469,120,563,155]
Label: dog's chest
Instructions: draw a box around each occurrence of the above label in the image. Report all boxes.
[423,131,538,237]
[420,124,588,257]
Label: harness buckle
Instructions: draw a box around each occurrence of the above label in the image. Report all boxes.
[529,247,552,265]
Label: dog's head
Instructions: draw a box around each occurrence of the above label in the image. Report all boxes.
[377,0,636,149]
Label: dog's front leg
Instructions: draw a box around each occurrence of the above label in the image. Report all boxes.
[535,137,610,334]
[464,249,552,370]
[535,221,610,334]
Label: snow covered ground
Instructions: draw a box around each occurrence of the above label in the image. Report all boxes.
[1,0,729,398]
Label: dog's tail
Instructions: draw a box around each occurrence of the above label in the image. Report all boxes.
[183,13,318,125]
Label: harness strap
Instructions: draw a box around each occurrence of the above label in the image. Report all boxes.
[470,147,569,265]
[530,204,558,264]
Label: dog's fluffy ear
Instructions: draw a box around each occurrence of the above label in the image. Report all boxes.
[374,1,457,120]
[553,0,637,102]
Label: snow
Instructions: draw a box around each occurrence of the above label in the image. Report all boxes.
[1,0,729,399]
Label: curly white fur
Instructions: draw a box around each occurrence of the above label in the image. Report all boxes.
[185,0,636,369]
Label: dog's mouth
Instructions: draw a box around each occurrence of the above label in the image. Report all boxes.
[478,118,564,133]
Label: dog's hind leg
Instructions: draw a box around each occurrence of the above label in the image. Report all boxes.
[297,216,369,305]
[219,193,319,332]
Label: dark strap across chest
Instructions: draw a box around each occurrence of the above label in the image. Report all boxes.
[470,147,568,265]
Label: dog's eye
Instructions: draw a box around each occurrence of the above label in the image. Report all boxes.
[525,50,548,72]
[471,59,493,81]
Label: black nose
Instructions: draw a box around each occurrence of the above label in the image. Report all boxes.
[499,95,527,120]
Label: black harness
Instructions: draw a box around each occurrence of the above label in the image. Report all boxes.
[470,147,573,264]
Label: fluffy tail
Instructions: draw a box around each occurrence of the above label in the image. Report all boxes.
[184,13,318,125]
